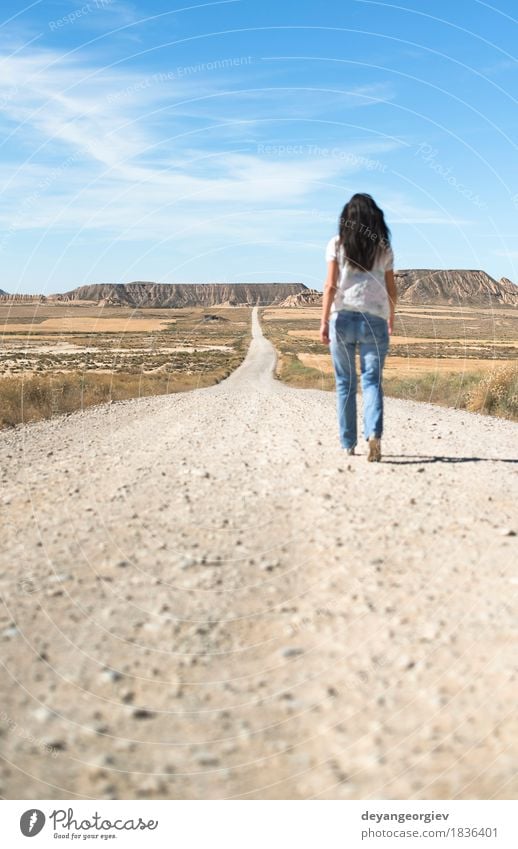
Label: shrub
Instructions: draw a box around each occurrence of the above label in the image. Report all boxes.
[466,365,518,419]
[0,369,231,429]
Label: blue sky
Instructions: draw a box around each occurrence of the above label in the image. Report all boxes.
[0,0,517,293]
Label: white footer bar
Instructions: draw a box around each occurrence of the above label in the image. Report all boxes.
[2,800,517,848]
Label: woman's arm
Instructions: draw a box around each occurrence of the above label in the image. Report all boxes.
[320,259,339,345]
[385,269,397,335]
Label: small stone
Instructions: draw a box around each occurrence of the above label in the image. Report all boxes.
[100,783,118,798]
[281,647,304,658]
[32,707,54,723]
[260,559,280,571]
[121,690,135,704]
[87,753,111,779]
[499,528,516,537]
[43,739,67,752]
[101,668,123,682]
[196,752,220,767]
[132,708,154,720]
[136,776,167,796]
[48,573,71,583]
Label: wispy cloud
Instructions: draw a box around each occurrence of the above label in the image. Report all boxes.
[45,0,140,33]
[479,57,518,76]
[380,192,474,227]
[0,44,409,242]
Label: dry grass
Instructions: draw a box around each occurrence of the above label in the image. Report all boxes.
[384,367,518,420]
[274,352,335,391]
[0,305,252,427]
[261,304,518,421]
[275,353,518,421]
[384,371,481,411]
[466,365,518,418]
[0,366,237,428]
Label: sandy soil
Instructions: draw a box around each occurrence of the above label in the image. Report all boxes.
[1,344,233,355]
[0,307,517,800]
[1,317,175,333]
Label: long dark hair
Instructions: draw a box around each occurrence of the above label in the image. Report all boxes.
[337,193,391,271]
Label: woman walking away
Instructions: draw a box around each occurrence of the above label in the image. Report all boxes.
[320,193,397,461]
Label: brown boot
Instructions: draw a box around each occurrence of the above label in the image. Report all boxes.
[367,436,381,462]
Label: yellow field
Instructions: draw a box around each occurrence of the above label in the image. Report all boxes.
[298,352,517,376]
[287,329,518,347]
[260,302,518,419]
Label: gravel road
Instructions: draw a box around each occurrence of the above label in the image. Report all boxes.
[1,306,517,800]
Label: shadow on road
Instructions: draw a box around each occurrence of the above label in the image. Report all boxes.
[383,455,518,465]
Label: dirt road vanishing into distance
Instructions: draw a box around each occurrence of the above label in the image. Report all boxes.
[1,307,516,799]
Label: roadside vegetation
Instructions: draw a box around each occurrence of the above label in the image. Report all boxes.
[0,305,251,428]
[274,353,518,421]
[261,307,518,422]
[0,365,246,428]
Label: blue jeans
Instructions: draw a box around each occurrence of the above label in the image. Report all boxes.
[329,310,389,450]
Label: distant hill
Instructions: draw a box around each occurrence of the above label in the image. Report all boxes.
[394,269,518,306]
[0,289,9,296]
[5,271,517,308]
[500,277,518,297]
[279,289,323,307]
[278,270,518,308]
[48,282,307,308]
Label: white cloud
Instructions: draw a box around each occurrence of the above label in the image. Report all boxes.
[381,194,474,226]
[45,0,140,33]
[0,43,422,251]
[479,58,518,76]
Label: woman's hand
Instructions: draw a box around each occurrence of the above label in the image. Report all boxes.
[388,307,395,336]
[321,260,338,346]
[385,270,397,336]
[320,319,330,345]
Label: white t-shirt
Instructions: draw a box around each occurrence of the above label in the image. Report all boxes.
[325,235,394,320]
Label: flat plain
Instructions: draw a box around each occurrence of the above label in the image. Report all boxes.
[1,300,517,425]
